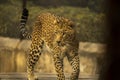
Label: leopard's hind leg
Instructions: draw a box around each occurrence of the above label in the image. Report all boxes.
[27,39,44,80]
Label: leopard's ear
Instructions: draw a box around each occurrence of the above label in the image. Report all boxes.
[53,20,57,24]
[68,20,74,27]
[53,19,60,24]
[64,18,74,27]
[69,21,74,27]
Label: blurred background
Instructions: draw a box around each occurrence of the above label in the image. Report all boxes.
[0,0,107,75]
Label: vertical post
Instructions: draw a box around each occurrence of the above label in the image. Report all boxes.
[99,0,120,80]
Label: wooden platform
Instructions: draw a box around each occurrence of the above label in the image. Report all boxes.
[0,73,98,80]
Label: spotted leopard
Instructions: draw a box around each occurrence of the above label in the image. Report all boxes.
[20,9,80,80]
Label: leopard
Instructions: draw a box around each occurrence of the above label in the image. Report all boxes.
[19,8,80,80]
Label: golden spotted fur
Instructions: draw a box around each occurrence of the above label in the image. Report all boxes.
[20,12,80,80]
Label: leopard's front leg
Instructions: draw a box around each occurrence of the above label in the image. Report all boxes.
[53,46,65,80]
[27,39,43,80]
[67,49,80,80]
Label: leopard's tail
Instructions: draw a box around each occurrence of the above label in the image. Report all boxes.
[19,8,31,39]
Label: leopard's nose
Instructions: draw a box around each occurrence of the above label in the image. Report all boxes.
[57,41,61,44]
[56,41,61,46]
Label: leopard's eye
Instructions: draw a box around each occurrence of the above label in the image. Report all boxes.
[63,32,65,35]
[55,31,57,34]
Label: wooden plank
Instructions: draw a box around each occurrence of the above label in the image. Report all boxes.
[0,73,98,80]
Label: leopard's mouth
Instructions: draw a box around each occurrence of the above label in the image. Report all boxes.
[57,41,65,46]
